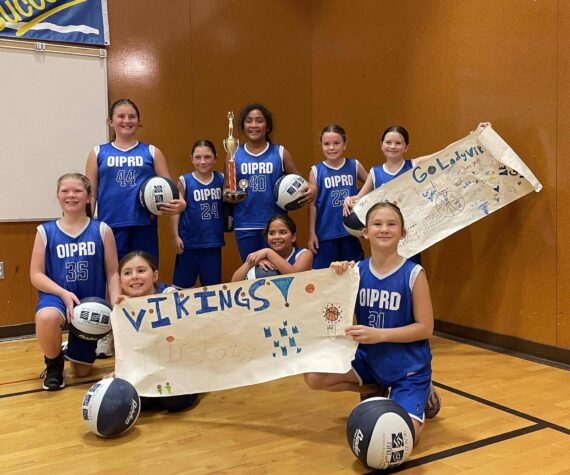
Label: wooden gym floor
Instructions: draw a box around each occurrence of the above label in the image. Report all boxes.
[0,335,568,474]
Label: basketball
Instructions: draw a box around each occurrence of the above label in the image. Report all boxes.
[82,378,140,437]
[246,266,281,280]
[346,397,415,469]
[139,176,179,215]
[70,297,112,341]
[343,208,365,237]
[273,174,307,211]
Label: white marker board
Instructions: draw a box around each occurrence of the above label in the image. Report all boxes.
[0,40,108,221]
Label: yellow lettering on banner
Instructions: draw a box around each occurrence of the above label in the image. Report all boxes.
[28,1,46,10]
[16,0,86,37]
[1,2,23,22]
[0,9,6,31]
[13,0,33,17]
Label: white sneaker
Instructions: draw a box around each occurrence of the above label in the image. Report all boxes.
[96,332,114,358]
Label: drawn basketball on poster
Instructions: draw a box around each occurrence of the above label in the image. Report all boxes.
[322,303,343,341]
[435,190,465,217]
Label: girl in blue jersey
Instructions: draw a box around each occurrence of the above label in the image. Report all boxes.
[343,126,432,215]
[112,250,197,412]
[308,124,368,269]
[343,122,492,213]
[231,214,313,281]
[304,202,440,443]
[223,103,317,262]
[85,98,186,265]
[30,173,121,391]
[170,139,224,289]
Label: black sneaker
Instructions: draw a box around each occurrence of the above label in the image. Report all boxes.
[425,384,441,419]
[42,352,65,391]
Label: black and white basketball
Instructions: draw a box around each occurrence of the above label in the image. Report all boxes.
[343,208,365,238]
[139,176,179,215]
[273,174,307,211]
[71,297,112,341]
[246,266,281,280]
[347,397,415,469]
[82,378,140,437]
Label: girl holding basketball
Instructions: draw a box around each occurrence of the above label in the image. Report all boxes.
[304,202,440,443]
[30,173,121,391]
[170,139,225,289]
[85,98,186,265]
[308,124,368,268]
[113,250,198,412]
[223,103,317,262]
[231,214,313,281]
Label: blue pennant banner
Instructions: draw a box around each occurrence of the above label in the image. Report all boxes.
[0,0,109,46]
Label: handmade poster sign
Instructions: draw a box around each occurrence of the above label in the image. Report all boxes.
[353,126,543,258]
[112,268,359,396]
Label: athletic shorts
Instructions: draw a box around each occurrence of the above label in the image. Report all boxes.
[352,349,431,423]
[173,247,222,289]
[36,294,97,365]
[312,236,363,269]
[113,224,159,264]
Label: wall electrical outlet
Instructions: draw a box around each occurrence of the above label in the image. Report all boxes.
[0,261,4,279]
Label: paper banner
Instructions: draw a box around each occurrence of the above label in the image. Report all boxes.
[112,268,359,396]
[354,126,543,258]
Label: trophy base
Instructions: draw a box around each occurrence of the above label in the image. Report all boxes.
[224,190,247,201]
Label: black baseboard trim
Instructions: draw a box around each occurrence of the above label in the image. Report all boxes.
[435,320,570,369]
[0,323,36,340]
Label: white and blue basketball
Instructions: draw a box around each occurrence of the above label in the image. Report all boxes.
[82,378,140,437]
[71,297,112,341]
[273,174,307,211]
[246,266,281,280]
[139,176,179,215]
[343,208,365,238]
[347,397,415,469]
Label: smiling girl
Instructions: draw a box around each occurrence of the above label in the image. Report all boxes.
[304,202,440,445]
[85,99,186,265]
[224,103,316,262]
[308,124,368,268]
[115,251,198,412]
[30,173,120,391]
[231,214,313,281]
[170,139,225,289]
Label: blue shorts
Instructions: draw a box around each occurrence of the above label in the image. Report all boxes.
[352,349,431,423]
[173,247,222,288]
[312,236,364,269]
[235,229,268,262]
[113,224,159,264]
[36,294,98,365]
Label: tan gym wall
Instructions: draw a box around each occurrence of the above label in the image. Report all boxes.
[0,0,567,351]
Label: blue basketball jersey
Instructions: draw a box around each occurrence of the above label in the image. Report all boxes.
[287,246,308,264]
[178,171,224,249]
[95,141,157,227]
[355,257,431,385]
[234,143,284,229]
[370,159,415,189]
[312,158,359,240]
[37,219,108,300]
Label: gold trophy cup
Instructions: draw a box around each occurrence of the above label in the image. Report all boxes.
[224,111,247,200]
